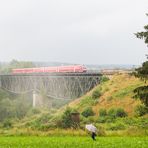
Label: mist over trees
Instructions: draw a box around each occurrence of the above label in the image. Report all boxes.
[0,60,35,123]
[0,59,35,73]
[0,90,32,123]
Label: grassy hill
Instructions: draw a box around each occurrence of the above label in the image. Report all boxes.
[68,74,144,116]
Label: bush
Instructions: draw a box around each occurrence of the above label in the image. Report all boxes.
[96,125,106,136]
[116,108,127,118]
[108,108,127,119]
[3,119,12,128]
[61,107,80,128]
[27,108,41,116]
[92,90,101,99]
[106,122,126,131]
[100,76,110,83]
[61,107,73,128]
[135,104,148,117]
[99,108,107,117]
[97,116,107,123]
[108,108,116,119]
[81,107,94,118]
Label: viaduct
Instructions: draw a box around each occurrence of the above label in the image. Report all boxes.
[0,73,102,107]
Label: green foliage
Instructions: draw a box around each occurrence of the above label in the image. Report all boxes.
[100,76,110,83]
[134,15,148,107]
[97,108,127,124]
[134,104,148,117]
[79,96,95,109]
[27,113,53,130]
[116,108,127,118]
[92,89,101,99]
[99,108,107,117]
[2,119,12,128]
[61,107,73,128]
[81,107,94,118]
[122,117,148,129]
[52,99,70,109]
[97,116,108,123]
[14,97,32,119]
[113,83,142,99]
[0,92,32,122]
[0,59,35,73]
[134,61,148,81]
[108,108,127,119]
[0,136,148,148]
[0,98,16,122]
[135,13,148,45]
[27,108,41,116]
[133,62,148,107]
[134,86,148,107]
[0,90,10,101]
[106,122,126,131]
[108,108,117,119]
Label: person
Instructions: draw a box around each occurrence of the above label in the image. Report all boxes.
[91,132,96,140]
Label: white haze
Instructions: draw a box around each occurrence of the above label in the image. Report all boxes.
[0,0,147,65]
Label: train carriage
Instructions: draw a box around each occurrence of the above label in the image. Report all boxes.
[12,65,87,74]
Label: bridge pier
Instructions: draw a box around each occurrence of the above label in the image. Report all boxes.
[33,90,37,107]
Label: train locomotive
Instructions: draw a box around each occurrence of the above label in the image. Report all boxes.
[12,65,87,74]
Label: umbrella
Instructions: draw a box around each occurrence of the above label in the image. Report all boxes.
[85,124,97,133]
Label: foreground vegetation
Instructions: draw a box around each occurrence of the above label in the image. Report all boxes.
[0,136,147,148]
[0,74,147,137]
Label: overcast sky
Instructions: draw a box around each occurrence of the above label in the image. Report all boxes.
[0,0,147,65]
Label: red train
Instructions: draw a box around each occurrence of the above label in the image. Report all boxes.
[12,65,87,74]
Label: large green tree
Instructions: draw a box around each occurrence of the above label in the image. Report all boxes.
[135,14,148,46]
[134,14,148,107]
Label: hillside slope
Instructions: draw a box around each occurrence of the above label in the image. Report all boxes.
[68,74,145,116]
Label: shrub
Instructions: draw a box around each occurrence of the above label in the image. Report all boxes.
[61,107,73,128]
[106,117,116,123]
[87,116,96,122]
[3,119,12,128]
[61,107,80,128]
[96,125,106,136]
[108,108,116,119]
[106,122,126,131]
[116,108,127,117]
[92,90,101,99]
[97,116,107,123]
[27,108,41,116]
[99,108,107,117]
[134,104,148,117]
[81,107,94,118]
[100,76,110,83]
[108,108,127,119]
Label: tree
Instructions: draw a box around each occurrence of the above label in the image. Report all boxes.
[0,59,35,73]
[135,14,148,46]
[61,107,73,128]
[134,13,148,107]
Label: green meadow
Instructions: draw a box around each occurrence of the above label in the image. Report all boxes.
[0,136,147,148]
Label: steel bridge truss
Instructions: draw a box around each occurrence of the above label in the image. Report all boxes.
[0,73,102,100]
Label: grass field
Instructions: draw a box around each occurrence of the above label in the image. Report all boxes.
[0,136,147,148]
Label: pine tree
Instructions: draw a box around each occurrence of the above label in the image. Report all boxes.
[134,13,148,107]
